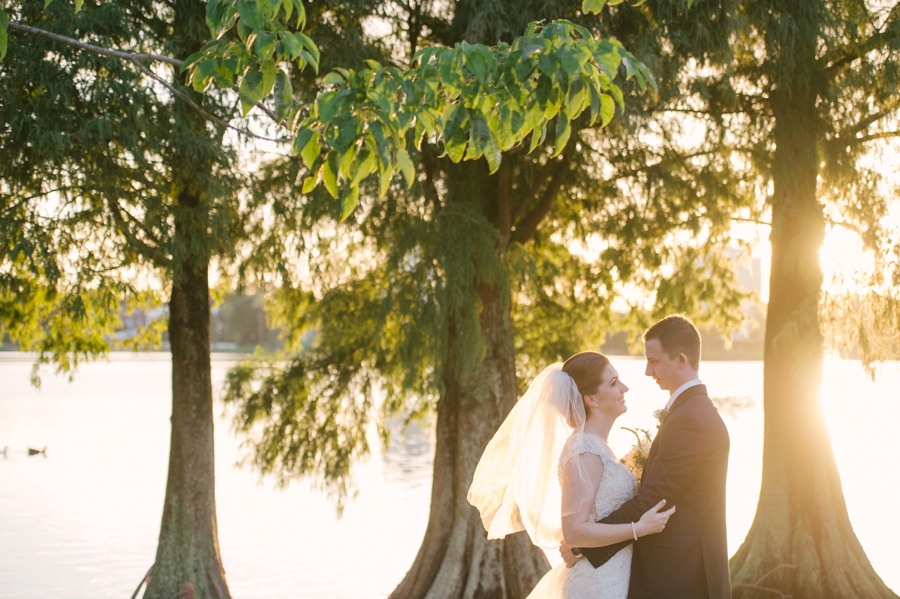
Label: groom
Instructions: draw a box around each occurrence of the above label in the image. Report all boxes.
[564,314,731,599]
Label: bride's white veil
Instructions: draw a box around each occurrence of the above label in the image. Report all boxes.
[467,363,593,550]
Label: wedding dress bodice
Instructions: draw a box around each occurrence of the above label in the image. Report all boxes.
[559,432,638,521]
[527,432,636,599]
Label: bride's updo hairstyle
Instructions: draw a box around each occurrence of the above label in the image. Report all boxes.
[561,351,611,424]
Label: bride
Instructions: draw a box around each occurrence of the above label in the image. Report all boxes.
[467,351,674,598]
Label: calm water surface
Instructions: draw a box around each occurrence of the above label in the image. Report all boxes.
[1,354,897,598]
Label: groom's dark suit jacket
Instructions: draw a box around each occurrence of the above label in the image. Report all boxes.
[580,385,731,599]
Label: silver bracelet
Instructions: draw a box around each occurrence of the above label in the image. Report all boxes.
[631,522,638,541]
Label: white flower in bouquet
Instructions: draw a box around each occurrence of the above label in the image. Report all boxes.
[620,427,654,484]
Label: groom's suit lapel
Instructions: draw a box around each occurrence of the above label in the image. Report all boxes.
[642,384,708,480]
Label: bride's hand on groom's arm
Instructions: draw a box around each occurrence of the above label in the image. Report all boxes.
[635,499,676,537]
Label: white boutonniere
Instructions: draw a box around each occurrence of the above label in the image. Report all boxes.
[653,408,668,428]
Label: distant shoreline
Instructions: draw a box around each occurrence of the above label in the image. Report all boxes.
[2,350,896,366]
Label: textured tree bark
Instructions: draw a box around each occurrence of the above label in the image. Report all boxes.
[391,282,549,599]
[144,244,229,599]
[729,67,897,599]
[143,0,231,596]
[392,163,549,599]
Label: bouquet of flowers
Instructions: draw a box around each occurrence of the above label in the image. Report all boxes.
[620,408,667,484]
[620,427,653,484]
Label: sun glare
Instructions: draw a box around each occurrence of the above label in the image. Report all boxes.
[819,227,876,293]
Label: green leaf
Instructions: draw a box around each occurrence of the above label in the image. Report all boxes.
[274,70,293,123]
[206,0,239,39]
[441,105,465,140]
[528,126,542,154]
[378,159,393,198]
[181,51,204,74]
[238,62,277,116]
[316,91,345,123]
[552,111,571,157]
[395,148,415,188]
[291,0,305,28]
[322,72,344,85]
[538,52,557,78]
[444,136,467,162]
[467,116,490,160]
[338,145,357,179]
[558,48,582,75]
[282,32,303,60]
[239,68,265,116]
[297,48,319,74]
[464,45,487,84]
[350,150,376,186]
[191,60,216,93]
[566,76,587,117]
[322,152,340,198]
[254,31,277,62]
[599,93,615,126]
[213,61,236,88]
[297,33,320,66]
[205,0,221,36]
[483,129,501,173]
[581,0,607,14]
[340,185,360,222]
[44,0,53,7]
[74,0,84,12]
[261,60,277,96]
[237,0,265,31]
[608,82,625,110]
[300,133,321,169]
[593,41,622,79]
[293,127,314,156]
[301,175,316,194]
[589,85,600,124]
[0,10,8,63]
[511,110,525,136]
[635,71,647,92]
[515,56,536,82]
[412,45,441,67]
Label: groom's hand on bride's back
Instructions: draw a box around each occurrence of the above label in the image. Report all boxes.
[559,540,582,568]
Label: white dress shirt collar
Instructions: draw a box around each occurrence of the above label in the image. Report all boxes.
[665,379,703,411]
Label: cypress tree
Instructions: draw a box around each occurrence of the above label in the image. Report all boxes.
[1,1,240,596]
[220,2,749,598]
[576,1,900,596]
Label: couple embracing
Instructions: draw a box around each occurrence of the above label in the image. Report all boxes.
[468,315,731,599]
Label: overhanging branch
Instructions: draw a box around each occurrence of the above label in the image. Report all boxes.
[821,24,900,78]
[107,199,172,268]
[8,21,289,143]
[8,21,183,66]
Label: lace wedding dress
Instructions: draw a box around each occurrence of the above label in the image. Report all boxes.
[526,432,637,599]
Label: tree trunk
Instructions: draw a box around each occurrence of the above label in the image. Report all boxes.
[145,247,229,599]
[392,163,549,599]
[144,0,231,596]
[729,76,897,598]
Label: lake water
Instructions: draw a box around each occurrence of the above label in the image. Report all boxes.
[1,354,897,598]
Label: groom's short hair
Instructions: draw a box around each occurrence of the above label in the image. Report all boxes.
[643,314,701,371]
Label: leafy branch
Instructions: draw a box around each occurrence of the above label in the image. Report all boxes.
[2,0,656,222]
[184,1,655,219]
